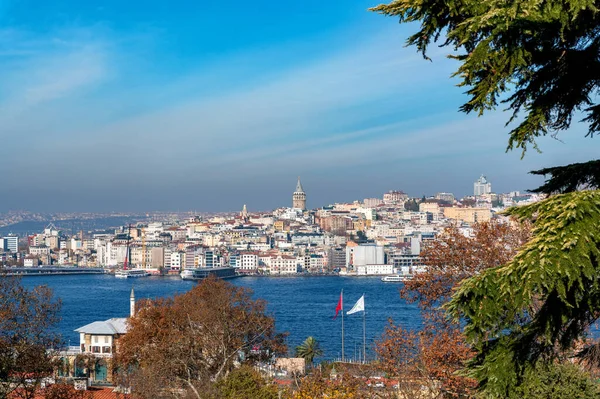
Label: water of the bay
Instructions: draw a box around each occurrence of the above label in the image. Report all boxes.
[21,275,421,361]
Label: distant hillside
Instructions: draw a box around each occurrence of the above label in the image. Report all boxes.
[0,216,147,236]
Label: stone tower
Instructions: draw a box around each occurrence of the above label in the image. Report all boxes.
[240,204,249,221]
[292,177,306,210]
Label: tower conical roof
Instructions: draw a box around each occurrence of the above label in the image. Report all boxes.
[295,177,304,193]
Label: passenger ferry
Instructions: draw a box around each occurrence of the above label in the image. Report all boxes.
[181,267,237,281]
[115,269,151,278]
[381,274,413,282]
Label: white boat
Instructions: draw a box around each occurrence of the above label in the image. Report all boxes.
[115,269,151,278]
[381,274,412,282]
[180,269,194,280]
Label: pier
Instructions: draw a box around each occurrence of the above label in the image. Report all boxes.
[1,266,105,276]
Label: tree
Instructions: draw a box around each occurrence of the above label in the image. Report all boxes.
[115,276,287,399]
[446,191,600,396]
[213,365,279,399]
[295,337,323,368]
[288,370,367,399]
[0,275,62,399]
[370,1,600,154]
[371,0,600,396]
[376,222,530,398]
[355,230,368,243]
[404,199,419,212]
[508,362,600,399]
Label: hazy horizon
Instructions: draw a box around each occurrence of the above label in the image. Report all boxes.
[1,0,597,213]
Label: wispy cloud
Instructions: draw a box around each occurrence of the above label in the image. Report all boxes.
[0,28,109,133]
[0,22,595,211]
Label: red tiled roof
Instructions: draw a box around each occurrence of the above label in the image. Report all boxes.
[12,386,130,399]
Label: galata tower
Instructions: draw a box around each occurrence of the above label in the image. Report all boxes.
[292,177,306,210]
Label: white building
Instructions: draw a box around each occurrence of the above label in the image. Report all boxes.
[346,244,385,268]
[356,264,394,275]
[29,245,50,257]
[238,253,259,271]
[170,251,185,270]
[474,175,492,196]
[268,255,298,275]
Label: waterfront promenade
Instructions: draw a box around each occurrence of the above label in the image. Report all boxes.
[2,266,105,276]
[21,274,420,361]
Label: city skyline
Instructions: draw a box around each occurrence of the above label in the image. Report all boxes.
[1,1,597,213]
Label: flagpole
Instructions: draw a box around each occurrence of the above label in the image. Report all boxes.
[341,289,345,362]
[363,307,366,363]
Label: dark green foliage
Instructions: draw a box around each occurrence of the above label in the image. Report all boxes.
[446,190,600,396]
[509,362,600,399]
[214,366,279,399]
[404,199,419,212]
[372,2,600,396]
[370,0,600,153]
[295,336,323,367]
[355,230,368,243]
[530,159,600,194]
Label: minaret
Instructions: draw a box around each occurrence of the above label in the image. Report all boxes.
[130,287,135,317]
[292,177,307,210]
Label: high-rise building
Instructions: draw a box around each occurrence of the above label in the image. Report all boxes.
[3,235,18,253]
[474,175,492,196]
[292,177,306,210]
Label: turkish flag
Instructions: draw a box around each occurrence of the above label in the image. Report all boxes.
[333,291,343,319]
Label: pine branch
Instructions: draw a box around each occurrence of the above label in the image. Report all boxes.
[529,160,600,194]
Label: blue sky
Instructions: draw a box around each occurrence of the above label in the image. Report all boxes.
[0,0,597,212]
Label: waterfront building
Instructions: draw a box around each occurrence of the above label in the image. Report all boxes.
[238,253,259,272]
[24,255,40,267]
[170,251,185,271]
[346,243,386,269]
[327,247,346,271]
[356,263,394,276]
[3,234,18,253]
[474,175,492,196]
[292,177,307,210]
[391,253,423,270]
[57,289,135,384]
[268,255,298,274]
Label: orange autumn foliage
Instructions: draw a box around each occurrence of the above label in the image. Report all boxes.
[376,221,530,398]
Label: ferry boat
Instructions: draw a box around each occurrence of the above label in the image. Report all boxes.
[181,267,237,281]
[115,269,151,278]
[381,274,413,282]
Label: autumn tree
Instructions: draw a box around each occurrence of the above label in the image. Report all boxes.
[0,276,62,399]
[115,276,287,399]
[375,320,433,399]
[288,370,368,399]
[376,221,530,397]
